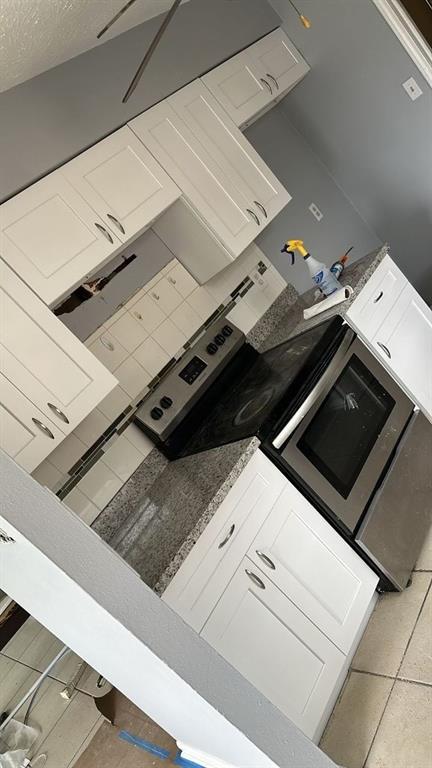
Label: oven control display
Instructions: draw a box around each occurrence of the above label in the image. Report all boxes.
[179,356,207,385]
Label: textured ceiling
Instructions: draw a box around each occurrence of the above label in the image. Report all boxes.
[0,0,190,93]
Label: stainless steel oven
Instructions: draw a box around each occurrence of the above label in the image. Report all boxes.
[272,330,414,534]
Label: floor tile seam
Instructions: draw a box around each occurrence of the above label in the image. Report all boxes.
[351,668,432,689]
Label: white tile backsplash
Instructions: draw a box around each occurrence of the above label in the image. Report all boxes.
[32,246,287,520]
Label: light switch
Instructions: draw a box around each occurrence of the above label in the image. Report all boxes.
[402,77,423,101]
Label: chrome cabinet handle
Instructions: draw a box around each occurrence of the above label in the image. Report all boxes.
[260,77,273,94]
[373,291,384,303]
[134,311,143,320]
[377,342,391,359]
[245,569,265,589]
[47,403,69,424]
[32,418,55,439]
[100,336,115,351]
[266,73,279,90]
[256,550,276,570]
[254,201,268,219]
[218,523,235,549]
[246,208,260,226]
[168,276,177,285]
[151,292,160,301]
[107,214,125,235]
[95,222,114,244]
[0,531,15,543]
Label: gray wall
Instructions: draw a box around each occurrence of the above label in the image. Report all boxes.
[268,0,432,301]
[245,105,381,293]
[0,0,279,202]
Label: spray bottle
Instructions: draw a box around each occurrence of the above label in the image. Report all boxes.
[281,239,341,296]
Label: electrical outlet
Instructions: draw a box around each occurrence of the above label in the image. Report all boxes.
[309,203,323,222]
[402,77,423,101]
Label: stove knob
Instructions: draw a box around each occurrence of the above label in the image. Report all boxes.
[150,407,164,420]
[222,325,233,337]
[160,396,173,409]
[215,333,225,346]
[207,342,218,355]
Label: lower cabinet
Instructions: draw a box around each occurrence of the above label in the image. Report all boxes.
[201,558,346,742]
[164,450,378,742]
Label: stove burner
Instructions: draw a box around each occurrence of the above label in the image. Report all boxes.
[233,387,275,427]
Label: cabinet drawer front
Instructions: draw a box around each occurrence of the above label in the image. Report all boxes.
[372,284,432,420]
[130,102,258,257]
[0,374,63,472]
[63,127,180,244]
[202,52,272,127]
[202,558,345,740]
[346,255,407,339]
[248,484,378,654]
[162,451,287,631]
[0,262,117,433]
[0,173,120,307]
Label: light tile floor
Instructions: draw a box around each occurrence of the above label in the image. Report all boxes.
[320,528,432,768]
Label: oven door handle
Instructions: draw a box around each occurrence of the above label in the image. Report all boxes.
[272,328,356,450]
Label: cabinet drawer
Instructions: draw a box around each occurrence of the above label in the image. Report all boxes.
[346,255,407,339]
[162,451,287,631]
[201,556,346,741]
[247,483,378,654]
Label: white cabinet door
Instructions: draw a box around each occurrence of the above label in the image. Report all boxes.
[0,375,64,472]
[248,484,378,654]
[0,261,117,436]
[346,255,407,339]
[373,284,432,421]
[202,558,346,741]
[252,28,309,96]
[168,81,291,232]
[163,451,287,632]
[201,51,272,127]
[62,127,181,244]
[130,100,259,257]
[0,173,121,307]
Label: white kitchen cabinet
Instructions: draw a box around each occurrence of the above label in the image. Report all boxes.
[346,254,407,339]
[0,374,64,472]
[372,284,432,421]
[248,483,378,654]
[162,450,287,632]
[130,80,291,261]
[202,28,309,127]
[0,173,122,308]
[0,261,117,446]
[201,558,346,741]
[62,126,181,245]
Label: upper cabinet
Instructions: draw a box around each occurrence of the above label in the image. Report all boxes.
[0,127,181,307]
[0,260,117,470]
[202,28,310,127]
[62,126,181,245]
[130,80,291,259]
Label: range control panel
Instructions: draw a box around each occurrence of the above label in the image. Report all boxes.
[134,321,244,441]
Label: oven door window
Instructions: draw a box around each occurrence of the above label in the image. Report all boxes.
[297,354,395,499]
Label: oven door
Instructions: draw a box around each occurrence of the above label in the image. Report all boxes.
[273,335,414,532]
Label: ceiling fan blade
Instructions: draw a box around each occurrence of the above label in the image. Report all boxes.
[97,0,140,39]
[122,0,182,103]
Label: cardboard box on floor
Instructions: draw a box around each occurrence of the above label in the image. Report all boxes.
[75,689,195,768]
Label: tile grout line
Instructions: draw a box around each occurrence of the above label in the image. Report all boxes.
[351,666,432,689]
[361,577,432,768]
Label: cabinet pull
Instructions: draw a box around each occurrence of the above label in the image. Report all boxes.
[134,311,143,320]
[373,291,384,303]
[260,77,273,94]
[218,523,235,549]
[246,208,260,226]
[266,73,279,90]
[95,222,114,244]
[107,214,125,235]
[168,276,177,285]
[151,292,160,301]
[32,418,55,439]
[377,342,391,359]
[245,569,265,589]
[47,403,69,424]
[100,336,115,351]
[254,201,268,219]
[256,550,276,570]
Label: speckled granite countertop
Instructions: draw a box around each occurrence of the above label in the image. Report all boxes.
[93,245,387,593]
